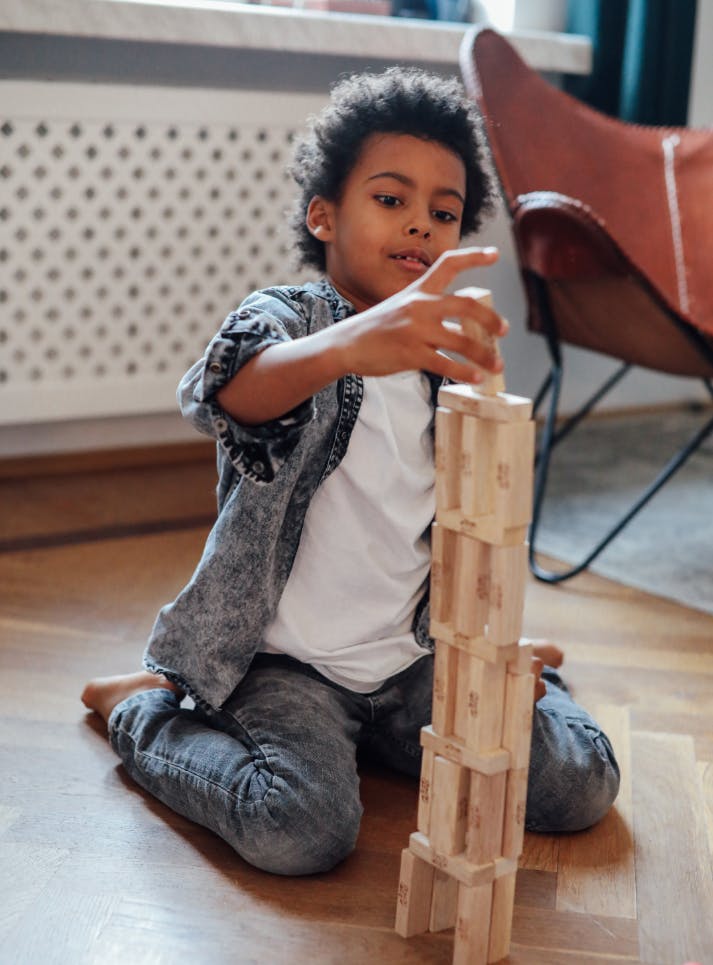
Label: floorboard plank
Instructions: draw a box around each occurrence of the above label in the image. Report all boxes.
[556,705,636,919]
[631,731,713,964]
[698,760,713,865]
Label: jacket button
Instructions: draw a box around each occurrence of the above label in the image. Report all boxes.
[238,309,251,319]
[253,460,265,474]
[209,361,222,373]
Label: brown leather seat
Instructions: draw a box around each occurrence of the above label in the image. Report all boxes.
[460,26,713,582]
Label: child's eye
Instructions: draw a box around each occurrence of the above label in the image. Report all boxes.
[374,194,402,207]
[433,209,458,223]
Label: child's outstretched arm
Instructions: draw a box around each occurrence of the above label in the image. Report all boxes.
[217,247,506,426]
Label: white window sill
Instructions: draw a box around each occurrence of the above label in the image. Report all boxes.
[1,0,591,73]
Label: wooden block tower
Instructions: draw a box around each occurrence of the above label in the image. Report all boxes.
[394,288,536,964]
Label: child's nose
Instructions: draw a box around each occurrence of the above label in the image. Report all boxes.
[407,224,431,240]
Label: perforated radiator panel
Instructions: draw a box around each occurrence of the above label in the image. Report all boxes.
[0,82,326,426]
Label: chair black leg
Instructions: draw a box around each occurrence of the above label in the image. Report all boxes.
[529,372,713,583]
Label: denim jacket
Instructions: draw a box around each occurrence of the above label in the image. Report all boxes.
[144,279,441,711]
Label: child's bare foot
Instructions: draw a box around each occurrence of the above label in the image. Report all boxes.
[523,638,564,669]
[81,671,182,725]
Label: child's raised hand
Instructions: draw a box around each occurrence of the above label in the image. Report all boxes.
[335,246,508,383]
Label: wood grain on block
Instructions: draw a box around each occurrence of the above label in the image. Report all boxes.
[394,848,435,938]
[453,533,490,639]
[432,640,458,738]
[460,415,495,519]
[487,870,517,963]
[429,868,459,933]
[487,543,528,646]
[409,832,515,888]
[420,725,510,776]
[429,755,470,857]
[453,286,505,398]
[429,522,456,624]
[492,421,535,529]
[438,382,533,422]
[436,507,528,547]
[502,767,529,859]
[430,619,520,665]
[507,639,534,676]
[435,406,462,512]
[466,769,507,865]
[502,672,535,770]
[417,747,435,836]
[453,650,507,753]
[453,880,494,965]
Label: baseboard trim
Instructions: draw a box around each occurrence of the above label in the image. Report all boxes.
[0,439,215,480]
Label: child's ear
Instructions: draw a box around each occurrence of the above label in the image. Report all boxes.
[306,196,336,242]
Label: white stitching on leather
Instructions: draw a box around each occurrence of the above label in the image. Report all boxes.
[662,134,689,313]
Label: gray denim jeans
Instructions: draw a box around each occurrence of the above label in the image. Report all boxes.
[109,653,620,876]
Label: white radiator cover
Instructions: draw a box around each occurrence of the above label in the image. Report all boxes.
[0,82,327,426]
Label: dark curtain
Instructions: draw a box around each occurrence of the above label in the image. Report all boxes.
[564,0,698,125]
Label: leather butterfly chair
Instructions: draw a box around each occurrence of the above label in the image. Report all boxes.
[460,26,713,583]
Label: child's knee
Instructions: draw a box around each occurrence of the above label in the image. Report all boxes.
[526,711,620,834]
[227,784,363,876]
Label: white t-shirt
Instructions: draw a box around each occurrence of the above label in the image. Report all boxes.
[262,370,436,692]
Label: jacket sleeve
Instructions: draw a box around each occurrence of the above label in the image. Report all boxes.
[178,291,316,483]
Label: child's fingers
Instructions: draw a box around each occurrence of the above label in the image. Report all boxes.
[434,322,503,373]
[437,292,508,338]
[424,348,485,385]
[419,246,499,295]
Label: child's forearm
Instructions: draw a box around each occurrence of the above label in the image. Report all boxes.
[215,325,348,426]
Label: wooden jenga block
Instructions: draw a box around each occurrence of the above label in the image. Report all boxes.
[502,672,536,770]
[430,523,457,624]
[417,747,435,835]
[421,725,510,777]
[435,406,462,511]
[430,618,520,665]
[438,382,533,423]
[453,532,490,638]
[437,506,528,548]
[460,415,495,519]
[488,871,517,963]
[429,756,470,856]
[501,767,529,859]
[491,421,535,529]
[507,639,534,676]
[453,881,494,965]
[466,769,507,865]
[432,640,459,737]
[409,831,517,887]
[487,543,528,646]
[395,848,436,937]
[429,868,459,932]
[453,651,507,753]
[454,286,506,397]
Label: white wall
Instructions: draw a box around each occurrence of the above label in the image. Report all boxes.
[688,0,713,126]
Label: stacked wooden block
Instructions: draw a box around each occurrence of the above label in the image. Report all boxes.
[395,289,536,964]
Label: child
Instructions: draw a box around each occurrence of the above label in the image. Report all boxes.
[82,68,619,875]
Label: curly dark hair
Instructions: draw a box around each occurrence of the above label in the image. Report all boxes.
[288,66,496,271]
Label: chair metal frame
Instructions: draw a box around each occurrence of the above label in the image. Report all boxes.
[527,270,713,583]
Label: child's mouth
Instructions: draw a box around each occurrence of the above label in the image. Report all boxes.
[391,250,431,271]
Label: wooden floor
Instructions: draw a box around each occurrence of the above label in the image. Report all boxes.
[1,447,712,965]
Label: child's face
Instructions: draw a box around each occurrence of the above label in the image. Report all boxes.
[308,133,466,312]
